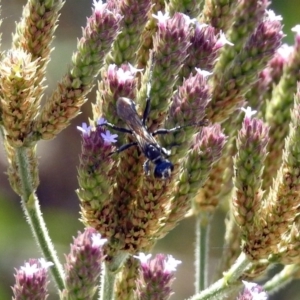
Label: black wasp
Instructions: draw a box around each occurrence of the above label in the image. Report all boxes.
[101,95,207,180]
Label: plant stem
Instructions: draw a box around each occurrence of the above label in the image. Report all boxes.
[100,263,117,300]
[16,147,65,291]
[264,264,298,294]
[99,252,128,300]
[189,252,250,300]
[195,212,211,293]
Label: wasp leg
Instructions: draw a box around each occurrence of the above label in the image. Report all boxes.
[152,127,181,135]
[151,120,208,136]
[142,95,151,127]
[109,142,138,156]
[101,122,133,134]
[142,52,155,126]
[143,159,151,175]
[161,147,171,156]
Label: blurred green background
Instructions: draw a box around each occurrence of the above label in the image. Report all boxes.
[0,1,299,299]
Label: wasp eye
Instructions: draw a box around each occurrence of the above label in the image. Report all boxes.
[154,161,174,179]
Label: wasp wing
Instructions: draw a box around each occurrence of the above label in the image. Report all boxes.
[116,97,157,150]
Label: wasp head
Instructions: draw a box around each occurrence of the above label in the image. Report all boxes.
[154,159,174,179]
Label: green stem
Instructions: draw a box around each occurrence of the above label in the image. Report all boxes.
[189,252,250,300]
[195,213,211,293]
[16,147,65,291]
[100,263,117,300]
[99,252,129,300]
[215,212,240,280]
[264,264,299,294]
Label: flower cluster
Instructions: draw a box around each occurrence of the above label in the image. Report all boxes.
[134,253,181,300]
[61,228,107,299]
[12,258,53,300]
[2,0,300,299]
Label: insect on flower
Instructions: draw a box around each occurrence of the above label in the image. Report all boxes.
[100,94,207,180]
[99,56,208,179]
